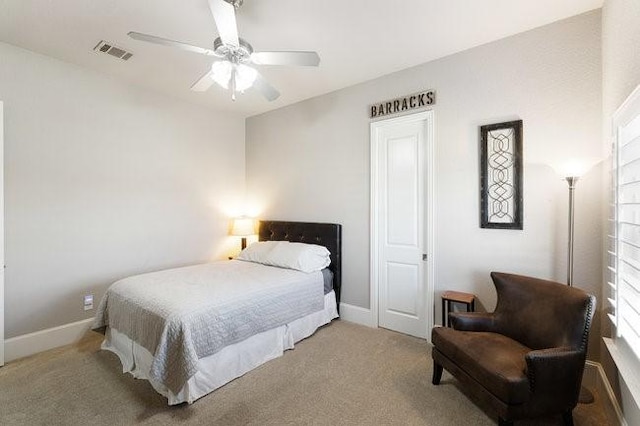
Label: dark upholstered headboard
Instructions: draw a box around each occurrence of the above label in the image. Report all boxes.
[258,220,342,309]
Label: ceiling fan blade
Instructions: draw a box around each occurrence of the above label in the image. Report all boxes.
[251,51,320,67]
[208,0,239,48]
[190,69,215,92]
[253,72,280,102]
[128,31,216,56]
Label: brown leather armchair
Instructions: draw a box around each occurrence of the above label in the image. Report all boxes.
[431,272,596,426]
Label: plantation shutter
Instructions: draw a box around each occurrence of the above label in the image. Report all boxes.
[610,109,640,360]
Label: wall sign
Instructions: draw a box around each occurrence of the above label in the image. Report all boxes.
[370,90,436,118]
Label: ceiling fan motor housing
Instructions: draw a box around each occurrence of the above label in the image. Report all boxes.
[213,37,253,63]
[224,0,243,9]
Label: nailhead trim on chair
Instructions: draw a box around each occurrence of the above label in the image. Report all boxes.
[527,359,536,392]
[579,296,595,353]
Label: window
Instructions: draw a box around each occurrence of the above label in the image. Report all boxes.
[610,85,640,362]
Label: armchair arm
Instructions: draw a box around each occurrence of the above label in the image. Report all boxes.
[525,347,585,406]
[449,312,497,332]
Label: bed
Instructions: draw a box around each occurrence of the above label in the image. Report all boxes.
[92,220,342,405]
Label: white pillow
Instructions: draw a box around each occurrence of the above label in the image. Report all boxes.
[266,241,331,273]
[236,241,279,263]
[237,240,331,273]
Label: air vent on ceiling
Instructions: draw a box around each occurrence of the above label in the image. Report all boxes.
[93,40,133,61]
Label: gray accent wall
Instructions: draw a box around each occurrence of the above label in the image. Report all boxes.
[247,11,603,356]
[0,42,245,338]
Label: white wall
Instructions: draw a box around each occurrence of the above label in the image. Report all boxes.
[246,11,603,356]
[602,0,640,422]
[0,42,245,338]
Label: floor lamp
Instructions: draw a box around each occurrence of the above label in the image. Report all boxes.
[563,175,595,404]
[566,176,578,287]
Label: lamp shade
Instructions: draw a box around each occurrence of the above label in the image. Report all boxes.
[550,157,602,178]
[231,217,256,236]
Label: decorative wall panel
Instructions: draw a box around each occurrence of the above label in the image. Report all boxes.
[480,120,523,229]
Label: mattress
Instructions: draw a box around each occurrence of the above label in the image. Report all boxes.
[102,291,339,404]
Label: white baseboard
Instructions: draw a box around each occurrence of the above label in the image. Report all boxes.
[4,317,95,363]
[339,303,376,327]
[585,360,627,426]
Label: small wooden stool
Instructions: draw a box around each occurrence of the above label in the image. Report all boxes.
[441,291,476,327]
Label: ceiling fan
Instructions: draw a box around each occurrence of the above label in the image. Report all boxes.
[128,0,320,102]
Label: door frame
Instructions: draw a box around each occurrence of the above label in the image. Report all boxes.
[370,110,435,342]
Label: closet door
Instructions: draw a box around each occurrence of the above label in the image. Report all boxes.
[371,110,434,339]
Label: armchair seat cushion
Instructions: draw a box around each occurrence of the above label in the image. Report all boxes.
[432,327,531,404]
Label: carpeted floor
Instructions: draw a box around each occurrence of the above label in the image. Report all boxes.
[0,320,610,425]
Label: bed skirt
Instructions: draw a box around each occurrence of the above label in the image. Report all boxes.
[101,290,339,405]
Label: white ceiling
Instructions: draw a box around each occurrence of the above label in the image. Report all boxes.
[0,0,603,117]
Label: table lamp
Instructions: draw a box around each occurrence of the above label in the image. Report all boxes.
[231,217,255,250]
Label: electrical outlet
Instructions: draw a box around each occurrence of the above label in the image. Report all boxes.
[84,294,94,311]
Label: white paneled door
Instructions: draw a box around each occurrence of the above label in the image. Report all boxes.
[371,111,434,339]
[1,101,4,366]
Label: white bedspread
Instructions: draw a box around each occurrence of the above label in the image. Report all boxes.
[92,260,324,393]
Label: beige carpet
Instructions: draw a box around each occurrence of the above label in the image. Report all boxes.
[0,320,610,425]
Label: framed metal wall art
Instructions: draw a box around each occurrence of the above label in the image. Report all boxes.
[480,120,523,229]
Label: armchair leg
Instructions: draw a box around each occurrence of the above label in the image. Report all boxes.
[432,361,443,385]
[562,410,574,426]
[498,418,513,426]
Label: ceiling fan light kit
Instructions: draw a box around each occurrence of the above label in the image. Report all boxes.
[211,61,256,91]
[127,0,320,102]
[209,36,257,100]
